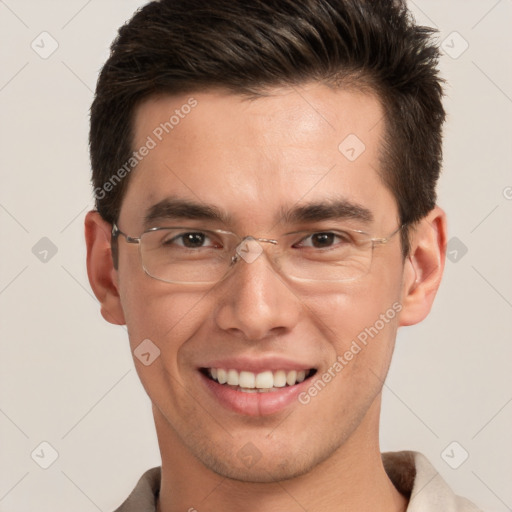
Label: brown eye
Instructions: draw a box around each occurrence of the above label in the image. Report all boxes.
[310,233,336,248]
[181,232,207,248]
[162,231,223,250]
[296,231,351,249]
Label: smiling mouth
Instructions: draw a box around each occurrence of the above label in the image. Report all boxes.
[200,367,317,393]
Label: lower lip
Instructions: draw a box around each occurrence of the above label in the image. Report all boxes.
[200,371,313,416]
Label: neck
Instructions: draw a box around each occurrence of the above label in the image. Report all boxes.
[154,398,407,512]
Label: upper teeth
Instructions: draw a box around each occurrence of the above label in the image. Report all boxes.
[209,368,308,389]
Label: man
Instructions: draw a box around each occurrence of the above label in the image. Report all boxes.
[85,0,481,510]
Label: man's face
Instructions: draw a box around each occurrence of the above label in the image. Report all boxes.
[116,83,408,482]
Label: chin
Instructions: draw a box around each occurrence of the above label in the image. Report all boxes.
[189,433,341,484]
[201,452,316,483]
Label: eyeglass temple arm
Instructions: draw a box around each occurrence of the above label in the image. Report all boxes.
[372,223,407,245]
[112,223,140,244]
[111,223,141,270]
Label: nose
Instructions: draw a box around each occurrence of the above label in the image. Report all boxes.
[213,239,302,341]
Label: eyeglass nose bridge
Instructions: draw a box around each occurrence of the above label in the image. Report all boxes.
[231,236,278,266]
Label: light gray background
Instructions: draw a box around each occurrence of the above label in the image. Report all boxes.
[0,0,511,510]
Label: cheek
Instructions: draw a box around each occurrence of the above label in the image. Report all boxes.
[307,268,401,330]
[297,284,401,421]
[119,280,217,406]
[119,267,213,355]
[117,247,205,340]
[301,270,403,374]
[292,281,403,444]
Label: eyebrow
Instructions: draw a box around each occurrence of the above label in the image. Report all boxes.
[278,199,374,225]
[143,197,232,228]
[143,196,373,229]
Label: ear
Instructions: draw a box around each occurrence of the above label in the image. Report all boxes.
[84,211,126,325]
[398,206,447,326]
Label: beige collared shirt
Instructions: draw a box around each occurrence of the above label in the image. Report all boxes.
[113,451,483,511]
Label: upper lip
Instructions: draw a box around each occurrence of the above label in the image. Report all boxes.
[199,356,315,373]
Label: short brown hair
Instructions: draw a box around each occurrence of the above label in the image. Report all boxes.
[90,0,445,256]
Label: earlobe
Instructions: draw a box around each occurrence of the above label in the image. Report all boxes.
[84,211,126,326]
[398,206,447,327]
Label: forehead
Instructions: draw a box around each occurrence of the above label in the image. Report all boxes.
[120,83,396,231]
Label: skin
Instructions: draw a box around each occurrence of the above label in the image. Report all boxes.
[85,82,446,512]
